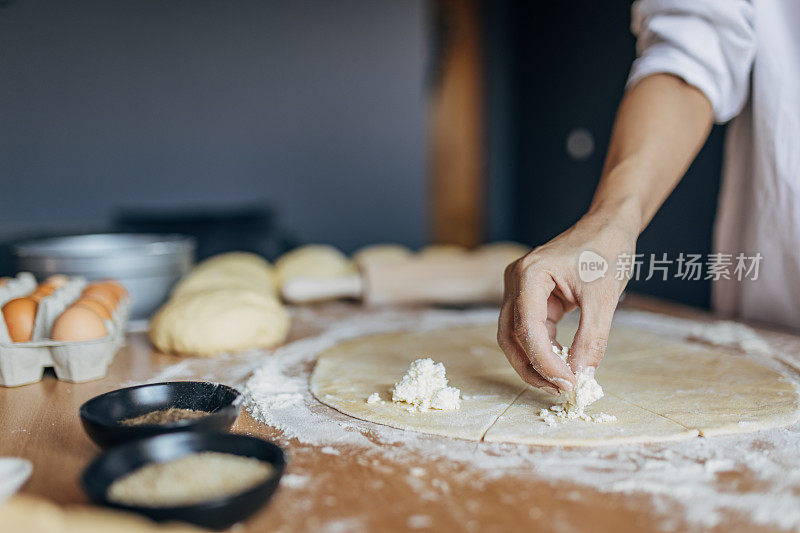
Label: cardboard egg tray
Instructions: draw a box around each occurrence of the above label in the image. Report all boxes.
[0,273,130,387]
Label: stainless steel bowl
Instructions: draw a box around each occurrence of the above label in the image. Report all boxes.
[14,233,195,319]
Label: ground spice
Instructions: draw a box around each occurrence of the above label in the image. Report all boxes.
[119,407,210,426]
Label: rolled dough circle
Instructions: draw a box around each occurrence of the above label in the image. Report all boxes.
[274,245,353,286]
[149,288,290,357]
[311,323,800,446]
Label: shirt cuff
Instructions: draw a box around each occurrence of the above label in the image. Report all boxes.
[627,44,727,122]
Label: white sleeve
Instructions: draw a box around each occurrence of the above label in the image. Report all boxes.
[627,0,756,123]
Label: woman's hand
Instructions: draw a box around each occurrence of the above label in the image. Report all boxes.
[497,73,715,394]
[497,205,638,394]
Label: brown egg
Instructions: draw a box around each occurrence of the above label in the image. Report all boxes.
[82,285,118,310]
[50,305,107,341]
[95,280,127,300]
[2,297,38,342]
[81,292,116,315]
[29,284,56,303]
[74,298,112,320]
[86,282,121,300]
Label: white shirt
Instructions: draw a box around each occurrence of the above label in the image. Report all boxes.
[628,0,800,329]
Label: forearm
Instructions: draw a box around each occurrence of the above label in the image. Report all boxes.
[588,73,714,235]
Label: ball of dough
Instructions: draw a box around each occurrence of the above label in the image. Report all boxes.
[475,241,531,265]
[417,244,468,259]
[193,252,274,278]
[149,289,290,357]
[274,244,353,286]
[172,252,276,298]
[351,244,413,268]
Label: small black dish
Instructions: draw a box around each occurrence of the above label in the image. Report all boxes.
[81,432,286,530]
[80,381,242,449]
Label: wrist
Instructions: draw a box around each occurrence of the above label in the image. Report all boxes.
[583,196,644,237]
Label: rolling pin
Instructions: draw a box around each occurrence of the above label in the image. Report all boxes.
[281,254,509,306]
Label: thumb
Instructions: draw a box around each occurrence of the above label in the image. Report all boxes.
[568,296,616,374]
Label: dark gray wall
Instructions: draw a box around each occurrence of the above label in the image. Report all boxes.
[0,0,427,252]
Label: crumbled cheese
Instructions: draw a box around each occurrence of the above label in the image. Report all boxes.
[391,358,461,411]
[562,372,605,414]
[552,344,570,363]
[540,346,616,425]
[431,386,461,410]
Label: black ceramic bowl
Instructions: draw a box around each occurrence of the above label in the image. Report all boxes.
[79,381,242,449]
[81,432,286,530]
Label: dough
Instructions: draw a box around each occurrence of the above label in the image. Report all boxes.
[688,320,772,354]
[172,252,276,298]
[149,289,289,357]
[310,323,800,446]
[274,245,353,286]
[538,344,615,424]
[192,251,273,276]
[351,244,413,268]
[417,244,468,259]
[474,241,531,266]
[312,328,525,441]
[487,390,698,446]
[0,494,201,532]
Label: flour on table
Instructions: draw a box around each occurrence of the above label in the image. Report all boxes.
[390,358,461,411]
[539,345,617,426]
[242,306,800,531]
[366,392,382,404]
[688,320,772,354]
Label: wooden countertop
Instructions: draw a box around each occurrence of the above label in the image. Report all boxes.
[1,294,799,532]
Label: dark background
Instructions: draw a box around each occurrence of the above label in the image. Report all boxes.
[1,0,725,307]
[489,0,725,308]
[0,0,428,255]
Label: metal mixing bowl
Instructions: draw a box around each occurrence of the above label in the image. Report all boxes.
[14,233,195,319]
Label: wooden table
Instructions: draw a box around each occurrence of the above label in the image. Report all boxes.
[2,294,799,532]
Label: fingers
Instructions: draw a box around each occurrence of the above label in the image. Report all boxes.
[498,264,559,394]
[498,303,559,394]
[568,295,616,374]
[514,272,576,393]
[545,294,566,342]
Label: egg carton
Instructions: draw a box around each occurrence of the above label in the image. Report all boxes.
[0,273,131,387]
